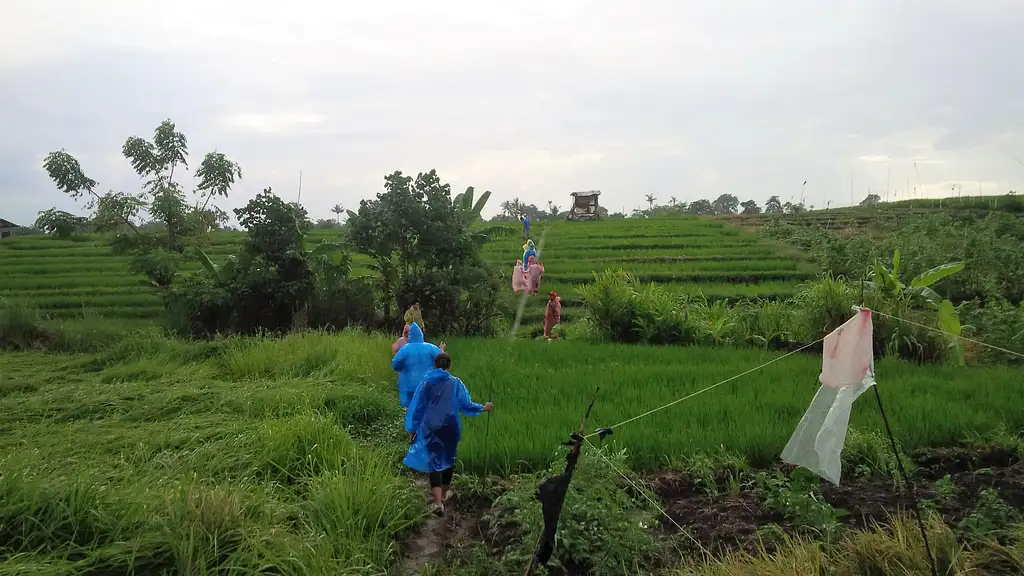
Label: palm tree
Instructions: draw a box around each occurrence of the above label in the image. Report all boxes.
[330,203,345,224]
[669,196,677,207]
[645,194,656,210]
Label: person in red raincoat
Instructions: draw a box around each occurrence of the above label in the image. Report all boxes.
[544,291,562,339]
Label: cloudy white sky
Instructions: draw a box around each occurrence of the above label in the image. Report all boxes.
[2,0,1023,226]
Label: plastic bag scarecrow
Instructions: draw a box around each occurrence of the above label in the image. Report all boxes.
[781,308,875,485]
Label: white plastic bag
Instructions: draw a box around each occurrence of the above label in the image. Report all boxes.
[781,309,875,486]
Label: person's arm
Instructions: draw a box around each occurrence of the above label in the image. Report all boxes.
[454,378,487,417]
[391,347,407,372]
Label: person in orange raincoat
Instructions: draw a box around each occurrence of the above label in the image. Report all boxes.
[544,291,562,339]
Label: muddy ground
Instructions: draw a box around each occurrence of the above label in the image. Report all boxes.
[400,446,1023,574]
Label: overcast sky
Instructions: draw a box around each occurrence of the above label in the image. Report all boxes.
[2,0,1022,226]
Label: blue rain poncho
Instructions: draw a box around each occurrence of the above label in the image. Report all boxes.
[522,240,537,271]
[403,368,486,473]
[391,322,440,408]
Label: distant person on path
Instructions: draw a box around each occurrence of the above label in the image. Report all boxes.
[403,352,492,516]
[544,291,562,339]
[391,322,443,409]
[521,215,531,240]
[404,302,424,331]
[527,256,545,294]
[392,324,411,356]
[522,240,537,271]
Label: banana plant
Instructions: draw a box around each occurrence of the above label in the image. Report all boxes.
[937,299,965,366]
[454,186,515,244]
[195,248,237,286]
[864,249,965,307]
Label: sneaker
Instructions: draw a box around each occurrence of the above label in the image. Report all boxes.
[430,503,445,517]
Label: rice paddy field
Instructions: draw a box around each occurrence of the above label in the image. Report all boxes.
[1,329,1023,573]
[0,217,817,334]
[3,328,1022,481]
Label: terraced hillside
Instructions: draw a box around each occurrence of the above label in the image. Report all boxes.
[0,217,817,330]
[484,218,817,334]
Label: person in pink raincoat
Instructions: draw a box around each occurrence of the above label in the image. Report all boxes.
[392,324,411,356]
[544,291,562,339]
[527,255,544,295]
[512,260,528,293]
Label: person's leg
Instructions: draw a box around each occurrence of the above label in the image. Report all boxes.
[427,471,444,514]
[440,467,454,501]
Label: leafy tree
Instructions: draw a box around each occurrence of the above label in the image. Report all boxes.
[168,188,370,336]
[740,200,762,214]
[346,170,501,333]
[860,193,882,207]
[765,196,784,213]
[42,119,241,288]
[547,200,561,217]
[33,208,87,238]
[687,199,715,216]
[712,194,740,215]
[783,201,807,214]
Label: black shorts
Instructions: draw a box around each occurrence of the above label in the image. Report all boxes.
[428,467,454,488]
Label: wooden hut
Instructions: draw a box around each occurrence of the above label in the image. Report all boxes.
[0,218,18,239]
[567,190,601,221]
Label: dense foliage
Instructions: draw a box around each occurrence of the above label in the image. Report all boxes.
[345,170,504,335]
[758,209,1024,362]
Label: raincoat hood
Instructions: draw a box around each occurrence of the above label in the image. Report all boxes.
[408,322,424,343]
[421,368,451,387]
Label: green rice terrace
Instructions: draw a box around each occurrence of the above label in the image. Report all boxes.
[3,193,1024,574]
[0,217,816,334]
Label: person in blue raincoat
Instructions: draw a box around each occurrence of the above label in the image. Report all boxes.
[404,352,492,516]
[391,322,443,409]
[522,239,537,271]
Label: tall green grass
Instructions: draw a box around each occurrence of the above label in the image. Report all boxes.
[2,328,1022,571]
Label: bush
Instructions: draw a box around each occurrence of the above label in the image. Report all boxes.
[576,270,958,364]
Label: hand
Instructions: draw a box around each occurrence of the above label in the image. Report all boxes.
[483,402,493,412]
[440,342,447,352]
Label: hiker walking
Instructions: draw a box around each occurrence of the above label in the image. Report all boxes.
[404,302,424,331]
[544,291,562,339]
[403,352,492,516]
[392,323,411,356]
[521,215,531,240]
[391,322,443,409]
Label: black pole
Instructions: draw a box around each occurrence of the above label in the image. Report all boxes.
[872,385,937,576]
